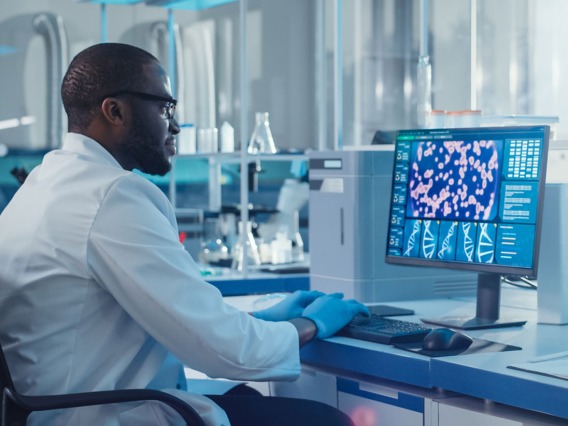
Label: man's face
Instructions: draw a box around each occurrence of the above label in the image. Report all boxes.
[121,63,180,176]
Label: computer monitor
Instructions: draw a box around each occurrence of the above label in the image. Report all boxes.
[385,126,550,330]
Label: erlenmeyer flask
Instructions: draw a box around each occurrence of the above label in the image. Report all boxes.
[247,112,277,154]
[231,221,262,271]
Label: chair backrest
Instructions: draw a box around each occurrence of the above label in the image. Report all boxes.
[0,342,16,392]
[0,341,206,426]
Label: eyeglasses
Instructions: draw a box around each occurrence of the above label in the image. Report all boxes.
[102,90,177,120]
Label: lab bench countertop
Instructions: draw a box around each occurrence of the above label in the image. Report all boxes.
[298,287,568,421]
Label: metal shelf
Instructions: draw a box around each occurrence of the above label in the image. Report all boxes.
[75,1,144,4]
[78,0,235,6]
[144,0,236,10]
[176,152,308,163]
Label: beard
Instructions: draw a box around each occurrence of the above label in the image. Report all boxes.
[123,113,172,176]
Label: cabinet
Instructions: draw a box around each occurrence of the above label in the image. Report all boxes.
[430,396,567,426]
[271,366,568,426]
[271,367,436,426]
[337,378,425,426]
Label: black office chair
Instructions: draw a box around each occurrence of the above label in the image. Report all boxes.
[0,343,205,426]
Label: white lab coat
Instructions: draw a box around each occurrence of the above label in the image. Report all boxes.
[0,133,300,425]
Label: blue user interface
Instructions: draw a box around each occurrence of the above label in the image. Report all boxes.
[386,126,549,274]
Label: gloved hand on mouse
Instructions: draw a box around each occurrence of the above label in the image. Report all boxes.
[253,290,369,339]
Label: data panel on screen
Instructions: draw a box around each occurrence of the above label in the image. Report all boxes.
[386,126,549,276]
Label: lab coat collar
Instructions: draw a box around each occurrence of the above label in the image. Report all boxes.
[62,133,124,170]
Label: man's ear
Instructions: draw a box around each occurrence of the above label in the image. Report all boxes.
[100,98,125,125]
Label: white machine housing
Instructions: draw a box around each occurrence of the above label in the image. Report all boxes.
[537,183,568,324]
[309,147,478,303]
[536,141,568,324]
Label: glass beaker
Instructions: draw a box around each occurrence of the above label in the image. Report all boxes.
[199,218,229,265]
[231,221,262,271]
[247,112,277,154]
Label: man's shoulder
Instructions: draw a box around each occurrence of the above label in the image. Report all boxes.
[102,171,172,212]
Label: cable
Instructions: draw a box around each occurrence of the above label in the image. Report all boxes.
[502,275,538,290]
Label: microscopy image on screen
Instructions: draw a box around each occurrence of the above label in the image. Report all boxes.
[406,139,502,221]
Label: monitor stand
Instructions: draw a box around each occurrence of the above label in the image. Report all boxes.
[420,273,527,330]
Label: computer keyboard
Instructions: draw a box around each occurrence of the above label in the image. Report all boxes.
[336,314,432,345]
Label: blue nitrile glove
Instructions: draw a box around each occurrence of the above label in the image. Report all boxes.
[302,295,370,339]
[252,290,334,321]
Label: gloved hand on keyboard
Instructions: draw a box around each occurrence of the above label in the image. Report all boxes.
[302,294,370,339]
[252,290,330,322]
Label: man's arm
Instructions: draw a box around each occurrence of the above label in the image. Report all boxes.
[252,292,369,347]
[288,317,318,347]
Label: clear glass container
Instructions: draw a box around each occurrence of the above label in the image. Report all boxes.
[416,55,432,129]
[290,210,304,262]
[199,238,229,265]
[231,221,262,271]
[199,218,229,265]
[247,112,277,154]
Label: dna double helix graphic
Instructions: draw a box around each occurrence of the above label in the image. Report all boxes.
[422,221,436,259]
[438,222,456,259]
[476,223,495,263]
[403,220,421,257]
[461,222,474,262]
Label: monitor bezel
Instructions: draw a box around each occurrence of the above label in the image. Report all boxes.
[385,125,550,278]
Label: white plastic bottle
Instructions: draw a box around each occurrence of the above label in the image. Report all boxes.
[220,121,235,153]
[178,123,196,154]
[271,230,292,264]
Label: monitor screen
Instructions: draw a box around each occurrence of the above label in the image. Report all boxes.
[385,125,550,329]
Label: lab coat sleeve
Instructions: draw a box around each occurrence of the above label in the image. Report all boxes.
[86,174,300,381]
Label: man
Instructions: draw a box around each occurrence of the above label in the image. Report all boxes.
[0,43,368,425]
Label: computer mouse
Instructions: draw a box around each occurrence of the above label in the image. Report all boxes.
[422,328,473,351]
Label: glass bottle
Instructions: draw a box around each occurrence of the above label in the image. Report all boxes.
[416,55,432,129]
[199,218,229,265]
[247,112,277,154]
[231,221,262,271]
[290,210,304,262]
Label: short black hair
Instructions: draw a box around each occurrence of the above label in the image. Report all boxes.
[61,43,159,131]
